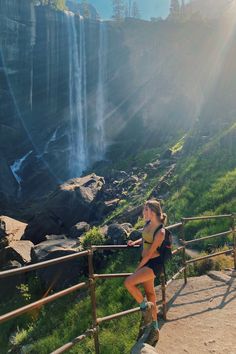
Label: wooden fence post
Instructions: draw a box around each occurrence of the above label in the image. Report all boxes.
[232,214,236,270]
[181,219,187,284]
[160,273,167,321]
[88,249,100,354]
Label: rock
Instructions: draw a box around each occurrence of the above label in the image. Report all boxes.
[69,222,90,238]
[22,212,64,245]
[207,271,232,284]
[0,154,18,197]
[23,174,105,244]
[117,205,143,224]
[36,250,85,289]
[129,229,142,241]
[0,240,35,267]
[104,198,120,212]
[0,216,28,248]
[106,224,128,245]
[33,238,85,289]
[100,225,108,237]
[131,343,158,354]
[121,175,139,189]
[45,234,67,241]
[121,223,133,234]
[1,260,22,271]
[161,148,173,159]
[34,238,79,261]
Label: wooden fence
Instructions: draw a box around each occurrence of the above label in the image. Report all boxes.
[0,213,235,353]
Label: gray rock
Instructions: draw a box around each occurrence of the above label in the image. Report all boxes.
[45,234,67,241]
[131,343,158,354]
[34,239,85,289]
[69,222,90,238]
[121,223,133,234]
[0,216,28,248]
[23,174,105,244]
[106,224,128,245]
[0,240,35,267]
[34,238,79,262]
[100,225,108,237]
[129,229,142,241]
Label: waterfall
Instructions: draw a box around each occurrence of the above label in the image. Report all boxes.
[43,128,58,155]
[10,151,33,185]
[67,13,88,177]
[95,21,107,161]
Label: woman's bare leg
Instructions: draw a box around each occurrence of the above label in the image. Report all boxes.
[143,279,157,321]
[124,267,155,304]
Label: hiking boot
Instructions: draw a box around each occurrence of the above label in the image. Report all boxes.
[145,326,160,347]
[141,301,154,326]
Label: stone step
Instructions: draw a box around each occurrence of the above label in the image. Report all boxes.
[207,271,232,284]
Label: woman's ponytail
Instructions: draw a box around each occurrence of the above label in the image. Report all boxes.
[161,213,167,225]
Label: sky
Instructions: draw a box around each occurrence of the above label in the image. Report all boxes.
[87,0,181,20]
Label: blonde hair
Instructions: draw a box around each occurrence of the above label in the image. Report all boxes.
[145,199,167,225]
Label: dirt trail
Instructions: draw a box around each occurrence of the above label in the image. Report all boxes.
[155,273,236,354]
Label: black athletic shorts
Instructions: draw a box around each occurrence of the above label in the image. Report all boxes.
[143,256,163,277]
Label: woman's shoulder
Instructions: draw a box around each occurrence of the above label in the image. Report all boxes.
[154,226,165,238]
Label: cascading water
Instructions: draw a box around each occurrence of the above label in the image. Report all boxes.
[94,21,107,161]
[67,12,88,177]
[10,151,33,195]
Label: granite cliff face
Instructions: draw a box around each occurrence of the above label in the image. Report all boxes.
[1,1,235,204]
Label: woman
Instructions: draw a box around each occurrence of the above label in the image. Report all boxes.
[124,199,167,344]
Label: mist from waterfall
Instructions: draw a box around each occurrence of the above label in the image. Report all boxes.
[67,13,88,177]
[95,21,107,161]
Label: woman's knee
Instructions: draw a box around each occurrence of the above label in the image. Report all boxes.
[124,276,132,289]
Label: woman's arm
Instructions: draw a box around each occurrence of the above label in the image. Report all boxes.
[136,230,165,270]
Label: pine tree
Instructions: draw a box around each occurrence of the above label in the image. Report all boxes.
[132,1,140,19]
[82,0,90,19]
[170,0,180,18]
[112,0,125,21]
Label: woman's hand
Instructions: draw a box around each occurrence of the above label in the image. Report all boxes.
[127,240,135,247]
[127,238,142,247]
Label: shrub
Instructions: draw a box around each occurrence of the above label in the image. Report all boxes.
[81,227,105,248]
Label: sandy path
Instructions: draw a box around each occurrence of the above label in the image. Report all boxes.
[156,274,236,354]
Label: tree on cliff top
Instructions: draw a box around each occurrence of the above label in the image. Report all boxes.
[34,0,66,11]
[112,0,125,21]
[169,0,180,18]
[132,1,140,19]
[82,0,90,19]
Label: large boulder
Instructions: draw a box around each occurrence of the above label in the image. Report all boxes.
[129,229,142,241]
[106,224,128,245]
[34,238,86,289]
[0,240,35,267]
[23,174,105,244]
[0,215,28,248]
[69,222,90,239]
[34,238,79,262]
